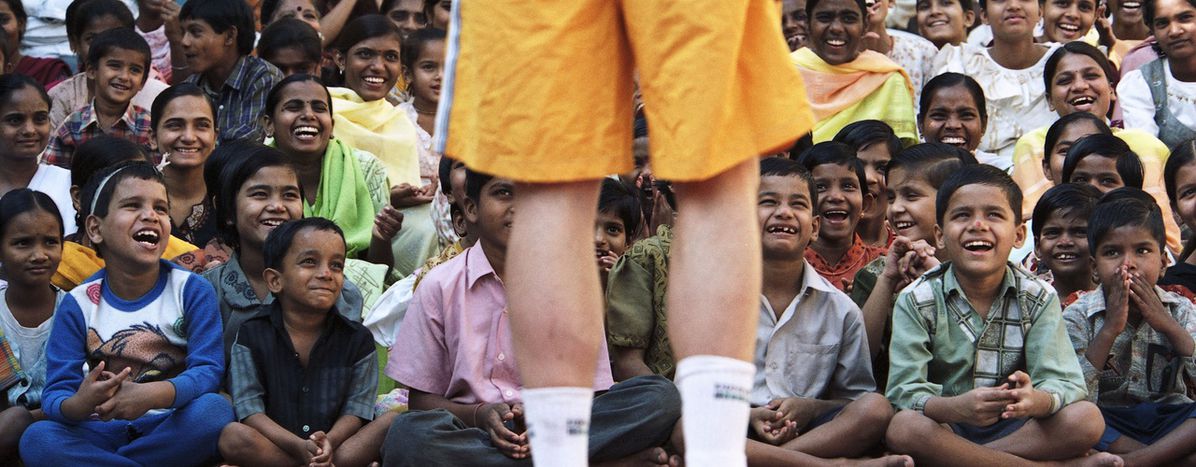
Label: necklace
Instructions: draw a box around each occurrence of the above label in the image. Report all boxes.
[413,103,437,116]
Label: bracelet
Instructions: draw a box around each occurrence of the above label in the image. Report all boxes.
[171,64,189,70]
[471,402,485,426]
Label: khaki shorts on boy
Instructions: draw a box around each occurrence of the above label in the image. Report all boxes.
[434,0,814,183]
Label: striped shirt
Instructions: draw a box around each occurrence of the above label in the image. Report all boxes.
[42,101,154,168]
[184,56,282,143]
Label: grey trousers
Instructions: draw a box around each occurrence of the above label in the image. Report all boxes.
[382,375,681,466]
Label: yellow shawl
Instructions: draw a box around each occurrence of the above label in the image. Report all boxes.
[53,237,200,291]
[329,87,422,186]
[791,48,917,144]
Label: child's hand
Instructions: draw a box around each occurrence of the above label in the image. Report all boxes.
[478,403,529,459]
[951,384,1013,426]
[95,380,158,421]
[284,436,320,465]
[390,183,436,207]
[1129,272,1170,330]
[881,237,914,283]
[76,362,130,413]
[308,431,334,467]
[1001,371,1053,419]
[749,405,795,445]
[372,205,404,242]
[1103,265,1132,334]
[900,240,939,284]
[596,248,618,273]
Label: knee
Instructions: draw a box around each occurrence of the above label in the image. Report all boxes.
[885,409,937,454]
[1052,401,1104,448]
[624,376,682,420]
[851,393,895,425]
[382,410,446,463]
[18,421,60,461]
[181,393,234,432]
[218,423,257,461]
[0,406,34,432]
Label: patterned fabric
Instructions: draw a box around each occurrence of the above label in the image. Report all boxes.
[886,262,1087,413]
[0,332,20,392]
[42,102,155,168]
[48,71,171,132]
[1063,286,1196,406]
[184,56,282,143]
[605,225,675,378]
[0,286,64,409]
[804,234,886,292]
[173,198,218,249]
[398,101,439,181]
[413,240,466,291]
[887,29,938,106]
[136,24,173,83]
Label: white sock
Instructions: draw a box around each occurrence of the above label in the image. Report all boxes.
[675,355,755,467]
[521,386,592,467]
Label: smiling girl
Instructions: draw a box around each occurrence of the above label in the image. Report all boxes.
[1118,0,1196,148]
[0,74,75,237]
[933,0,1059,170]
[155,84,219,248]
[792,0,917,143]
[916,0,976,48]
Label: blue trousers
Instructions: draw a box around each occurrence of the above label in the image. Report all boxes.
[20,392,232,467]
[382,375,681,467]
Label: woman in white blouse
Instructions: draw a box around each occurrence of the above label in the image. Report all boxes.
[1118,0,1196,149]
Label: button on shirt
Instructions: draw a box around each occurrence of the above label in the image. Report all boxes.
[754,261,875,406]
[1064,285,1196,407]
[228,302,378,438]
[389,244,614,405]
[185,56,282,143]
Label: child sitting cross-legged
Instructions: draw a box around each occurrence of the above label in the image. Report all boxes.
[884,164,1120,467]
[747,157,907,465]
[1064,194,1196,465]
[218,218,394,467]
[798,142,885,292]
[382,169,682,465]
[1031,183,1101,307]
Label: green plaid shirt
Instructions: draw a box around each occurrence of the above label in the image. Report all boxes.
[1063,285,1196,407]
[886,262,1087,413]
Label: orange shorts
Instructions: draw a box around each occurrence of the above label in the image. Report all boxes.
[434,0,814,182]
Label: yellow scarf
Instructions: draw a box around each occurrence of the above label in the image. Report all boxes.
[791,48,917,144]
[328,87,422,186]
[53,237,199,291]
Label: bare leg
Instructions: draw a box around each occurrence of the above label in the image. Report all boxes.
[217,422,297,467]
[781,393,893,458]
[1108,418,1196,467]
[335,412,398,467]
[984,401,1105,460]
[886,409,1123,467]
[506,180,603,387]
[0,406,34,465]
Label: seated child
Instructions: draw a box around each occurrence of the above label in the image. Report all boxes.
[42,28,155,169]
[850,143,973,387]
[834,120,901,248]
[383,169,681,465]
[596,178,641,291]
[1064,195,1196,465]
[748,157,895,460]
[1163,142,1196,291]
[884,164,1117,466]
[257,18,323,77]
[797,142,885,292]
[1031,183,1101,307]
[54,136,205,291]
[219,218,394,467]
[19,162,232,466]
[1062,134,1145,195]
[201,142,365,358]
[0,190,67,461]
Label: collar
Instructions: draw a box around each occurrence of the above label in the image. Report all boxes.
[942,262,1018,301]
[201,56,251,93]
[265,298,349,335]
[465,243,499,289]
[218,255,273,309]
[1084,284,1186,318]
[798,259,838,295]
[81,99,139,132]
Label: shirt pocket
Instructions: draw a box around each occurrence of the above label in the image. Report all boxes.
[780,342,841,392]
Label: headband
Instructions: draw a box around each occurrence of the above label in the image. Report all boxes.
[88,165,131,216]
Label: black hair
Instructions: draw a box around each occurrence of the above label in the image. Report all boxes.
[71,136,152,229]
[833,120,901,158]
[1060,134,1144,189]
[1043,112,1111,161]
[916,0,974,13]
[936,164,1023,225]
[264,73,331,118]
[180,0,257,56]
[806,0,868,18]
[0,188,64,240]
[761,156,819,207]
[464,167,493,204]
[1087,196,1165,255]
[1044,42,1118,102]
[795,141,867,194]
[260,0,325,25]
[80,162,166,257]
[0,0,24,35]
[262,217,345,272]
[1145,0,1196,33]
[85,27,151,73]
[887,142,977,190]
[258,17,323,68]
[208,141,301,252]
[1030,182,1100,239]
[150,83,216,133]
[333,14,401,54]
[1166,140,1196,205]
[401,27,446,79]
[0,73,49,110]
[919,72,988,127]
[438,155,456,196]
[66,0,134,43]
[598,178,643,238]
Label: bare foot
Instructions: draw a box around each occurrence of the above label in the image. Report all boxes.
[830,455,914,467]
[594,447,672,467]
[1056,452,1124,467]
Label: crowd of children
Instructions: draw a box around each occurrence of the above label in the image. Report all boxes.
[6,0,1196,465]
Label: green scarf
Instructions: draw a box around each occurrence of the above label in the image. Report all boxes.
[301,137,375,256]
